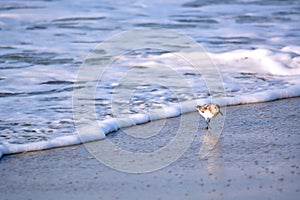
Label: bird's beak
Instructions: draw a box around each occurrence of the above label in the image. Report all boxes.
[219,111,223,116]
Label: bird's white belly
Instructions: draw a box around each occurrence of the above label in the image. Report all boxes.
[200,110,214,119]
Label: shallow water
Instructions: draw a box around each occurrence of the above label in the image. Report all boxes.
[0,0,300,149]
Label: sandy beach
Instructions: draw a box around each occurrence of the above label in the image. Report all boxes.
[0,98,299,200]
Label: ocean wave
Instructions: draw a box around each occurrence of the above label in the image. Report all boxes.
[210,47,300,76]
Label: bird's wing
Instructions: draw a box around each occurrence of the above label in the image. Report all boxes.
[199,104,209,113]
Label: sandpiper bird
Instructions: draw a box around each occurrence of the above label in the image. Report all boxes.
[196,104,223,129]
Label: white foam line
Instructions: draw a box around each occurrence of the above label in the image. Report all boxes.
[225,85,300,106]
[0,135,81,157]
[1,84,300,159]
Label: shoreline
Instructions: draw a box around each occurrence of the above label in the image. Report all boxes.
[1,95,300,160]
[0,97,300,200]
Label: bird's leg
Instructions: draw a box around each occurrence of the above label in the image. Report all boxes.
[206,118,211,130]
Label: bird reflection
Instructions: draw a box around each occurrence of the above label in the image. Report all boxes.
[198,130,222,199]
[198,130,222,176]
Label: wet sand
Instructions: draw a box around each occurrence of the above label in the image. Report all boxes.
[0,98,299,200]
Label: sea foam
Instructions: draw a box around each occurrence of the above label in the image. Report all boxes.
[210,47,300,76]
